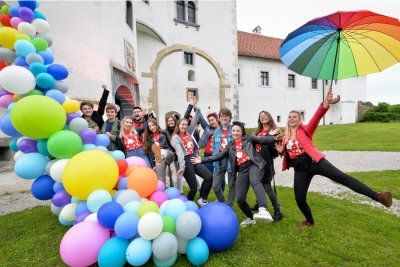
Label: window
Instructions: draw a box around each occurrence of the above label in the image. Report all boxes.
[277,115,281,123]
[300,111,305,119]
[288,74,296,88]
[188,1,196,23]
[126,1,133,30]
[187,88,198,101]
[237,68,241,84]
[176,1,185,20]
[184,52,194,65]
[188,70,195,81]
[311,78,318,89]
[260,71,269,86]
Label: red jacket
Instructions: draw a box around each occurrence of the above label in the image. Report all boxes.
[282,103,329,171]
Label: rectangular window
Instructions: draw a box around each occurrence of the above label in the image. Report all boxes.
[187,88,198,102]
[288,74,295,88]
[176,1,185,20]
[184,52,194,65]
[126,1,133,30]
[311,78,318,89]
[237,68,241,84]
[260,71,269,86]
[277,115,281,123]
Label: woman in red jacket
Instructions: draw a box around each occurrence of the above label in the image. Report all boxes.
[275,89,392,227]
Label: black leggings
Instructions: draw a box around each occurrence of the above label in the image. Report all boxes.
[293,154,376,224]
[183,155,213,201]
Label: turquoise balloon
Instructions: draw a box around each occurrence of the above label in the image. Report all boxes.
[9,138,19,152]
[37,139,51,156]
[29,62,47,76]
[186,237,209,266]
[153,254,177,267]
[47,130,82,159]
[98,237,129,267]
[34,10,46,20]
[36,72,55,89]
[14,39,36,57]
[110,150,125,161]
[14,152,49,179]
[126,237,152,266]
[82,144,97,151]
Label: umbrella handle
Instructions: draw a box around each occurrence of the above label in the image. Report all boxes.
[331,95,341,104]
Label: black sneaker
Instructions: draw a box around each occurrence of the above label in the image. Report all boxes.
[273,211,284,222]
[251,203,259,212]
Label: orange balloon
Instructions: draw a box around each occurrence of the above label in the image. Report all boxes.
[125,165,140,176]
[127,167,158,198]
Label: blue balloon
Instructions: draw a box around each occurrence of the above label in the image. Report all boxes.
[38,49,54,65]
[36,73,55,89]
[185,201,199,212]
[164,199,187,221]
[75,201,89,217]
[7,102,15,112]
[164,187,181,199]
[14,40,36,57]
[37,139,51,156]
[186,237,209,265]
[33,10,46,20]
[53,182,64,193]
[115,212,139,239]
[126,237,152,266]
[8,6,20,17]
[98,237,129,267]
[197,202,239,252]
[152,254,177,267]
[110,150,125,161]
[45,89,65,104]
[31,174,55,200]
[0,113,22,137]
[118,177,128,190]
[29,62,47,76]
[9,138,19,152]
[97,202,124,229]
[14,56,27,66]
[47,64,68,80]
[94,134,110,147]
[14,153,49,179]
[19,0,37,10]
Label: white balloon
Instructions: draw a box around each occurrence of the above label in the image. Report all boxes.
[45,159,57,174]
[0,66,36,94]
[60,203,78,222]
[152,232,178,260]
[175,211,202,240]
[84,213,98,222]
[115,189,140,207]
[49,159,69,182]
[176,235,188,254]
[18,22,36,36]
[13,150,25,161]
[32,19,50,34]
[69,117,88,134]
[138,212,163,240]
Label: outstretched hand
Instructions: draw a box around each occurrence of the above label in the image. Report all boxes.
[190,155,201,164]
[101,84,109,91]
[191,96,198,107]
[274,143,284,154]
[270,128,280,136]
[324,87,340,107]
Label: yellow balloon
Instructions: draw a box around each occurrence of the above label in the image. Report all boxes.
[62,99,80,113]
[15,33,32,42]
[62,150,119,200]
[0,27,19,49]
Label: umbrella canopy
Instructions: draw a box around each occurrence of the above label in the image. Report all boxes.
[280,10,400,80]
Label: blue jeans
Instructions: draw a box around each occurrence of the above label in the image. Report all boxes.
[126,147,151,167]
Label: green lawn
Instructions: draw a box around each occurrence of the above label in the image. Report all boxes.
[1,186,399,267]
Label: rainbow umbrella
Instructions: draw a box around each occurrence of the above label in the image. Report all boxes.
[280,10,400,81]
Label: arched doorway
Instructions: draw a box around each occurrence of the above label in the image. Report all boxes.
[116,85,135,119]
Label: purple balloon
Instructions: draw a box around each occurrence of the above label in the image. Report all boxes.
[18,138,38,153]
[80,128,97,144]
[52,190,72,207]
[66,113,80,124]
[75,211,92,224]
[19,7,34,22]
[0,91,10,97]
[176,194,188,202]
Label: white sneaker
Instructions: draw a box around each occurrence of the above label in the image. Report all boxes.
[240,217,256,228]
[197,198,208,207]
[253,207,273,222]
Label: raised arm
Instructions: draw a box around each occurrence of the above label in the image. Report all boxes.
[97,84,110,118]
[250,134,276,145]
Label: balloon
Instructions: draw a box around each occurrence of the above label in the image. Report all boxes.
[137,201,159,218]
[47,64,68,80]
[62,99,80,113]
[47,130,82,159]
[0,94,14,108]
[37,139,51,156]
[152,232,178,260]
[162,216,176,234]
[123,200,141,214]
[114,189,140,207]
[48,159,68,182]
[176,235,188,254]
[0,113,22,137]
[60,203,78,222]
[150,191,169,207]
[31,18,50,34]
[59,212,74,226]
[94,134,110,147]
[185,201,199,212]
[0,27,19,49]
[79,128,96,144]
[198,202,239,252]
[52,190,71,207]
[45,89,65,104]
[9,138,19,152]
[126,237,152,266]
[125,156,148,167]
[25,53,44,65]
[156,180,165,191]
[60,221,110,267]
[0,14,12,27]
[176,211,202,240]
[31,174,55,200]
[18,22,35,36]
[36,72,55,89]
[98,237,129,267]
[137,212,163,240]
[66,112,80,124]
[153,254,177,267]
[19,6,34,22]
[116,159,128,174]
[163,199,187,221]
[18,138,38,153]
[33,11,46,20]
[19,0,37,11]
[87,189,112,213]
[29,62,47,76]
[62,150,118,200]
[0,47,16,62]
[14,152,49,179]
[114,212,139,239]
[75,201,89,217]
[127,167,158,198]
[97,201,124,229]
[0,66,36,94]
[32,37,48,51]
[53,182,64,193]
[14,39,35,57]
[51,203,62,216]
[68,117,88,134]
[10,95,66,139]
[109,150,125,161]
[53,80,68,93]
[164,187,181,200]
[38,49,54,64]
[186,237,209,265]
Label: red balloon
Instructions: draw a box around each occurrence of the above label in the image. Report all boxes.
[0,14,12,27]
[116,159,128,174]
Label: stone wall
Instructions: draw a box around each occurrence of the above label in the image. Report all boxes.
[357,101,375,122]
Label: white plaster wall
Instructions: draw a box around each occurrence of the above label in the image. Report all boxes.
[38,1,138,102]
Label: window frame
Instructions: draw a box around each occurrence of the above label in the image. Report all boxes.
[187,1,196,23]
[260,71,269,87]
[176,0,185,21]
[125,0,133,30]
[288,74,296,88]
[186,88,198,102]
[311,78,319,90]
[183,51,194,66]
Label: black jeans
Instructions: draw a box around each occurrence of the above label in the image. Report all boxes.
[293,154,376,224]
[184,155,213,201]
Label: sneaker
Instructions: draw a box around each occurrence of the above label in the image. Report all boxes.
[272,211,284,222]
[251,203,259,212]
[253,207,273,222]
[152,144,162,164]
[240,217,256,228]
[296,220,315,228]
[375,191,392,208]
[197,198,208,207]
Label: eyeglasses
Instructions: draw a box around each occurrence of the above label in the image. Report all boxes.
[220,115,230,119]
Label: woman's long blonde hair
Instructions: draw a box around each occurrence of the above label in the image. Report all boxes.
[284,110,303,143]
[120,116,138,138]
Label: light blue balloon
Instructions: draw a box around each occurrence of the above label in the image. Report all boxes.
[126,237,152,266]
[37,139,51,157]
[98,237,129,267]
[7,102,15,112]
[14,56,26,66]
[38,49,54,65]
[14,40,36,57]
[29,62,47,76]
[8,6,20,17]
[164,187,181,199]
[153,253,177,267]
[14,152,49,179]
[115,212,139,239]
[185,201,199,212]
[53,182,64,192]
[36,73,55,89]
[58,212,73,226]
[110,150,125,161]
[87,189,112,213]
[118,177,128,190]
[82,144,97,151]
[45,89,65,104]
[164,199,187,221]
[95,134,110,147]
[186,237,209,266]
[75,201,89,217]
[124,200,141,214]
[0,113,22,137]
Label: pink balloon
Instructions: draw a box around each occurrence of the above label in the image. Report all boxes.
[10,17,23,29]
[125,156,147,167]
[156,180,165,191]
[150,191,169,207]
[0,94,14,108]
[60,221,110,267]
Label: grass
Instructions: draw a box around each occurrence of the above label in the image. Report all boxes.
[1,186,399,267]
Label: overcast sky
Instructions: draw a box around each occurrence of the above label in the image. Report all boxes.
[236,0,400,105]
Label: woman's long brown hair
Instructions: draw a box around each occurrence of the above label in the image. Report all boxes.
[143,118,162,153]
[255,111,277,135]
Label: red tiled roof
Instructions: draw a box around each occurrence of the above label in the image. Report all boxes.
[238,31,284,60]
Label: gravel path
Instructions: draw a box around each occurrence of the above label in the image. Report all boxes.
[1,151,399,216]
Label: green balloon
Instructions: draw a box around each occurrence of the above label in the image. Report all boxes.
[28,90,44,96]
[162,216,176,234]
[137,201,159,218]
[10,95,66,139]
[47,130,83,159]
[32,37,48,51]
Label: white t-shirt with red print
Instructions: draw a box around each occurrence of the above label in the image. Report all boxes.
[235,139,250,165]
[124,131,144,151]
[286,139,305,159]
[180,133,194,155]
[219,129,228,152]
[255,129,270,154]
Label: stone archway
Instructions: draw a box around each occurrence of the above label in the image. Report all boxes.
[142,44,231,117]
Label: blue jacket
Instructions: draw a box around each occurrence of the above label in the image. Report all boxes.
[212,124,233,172]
